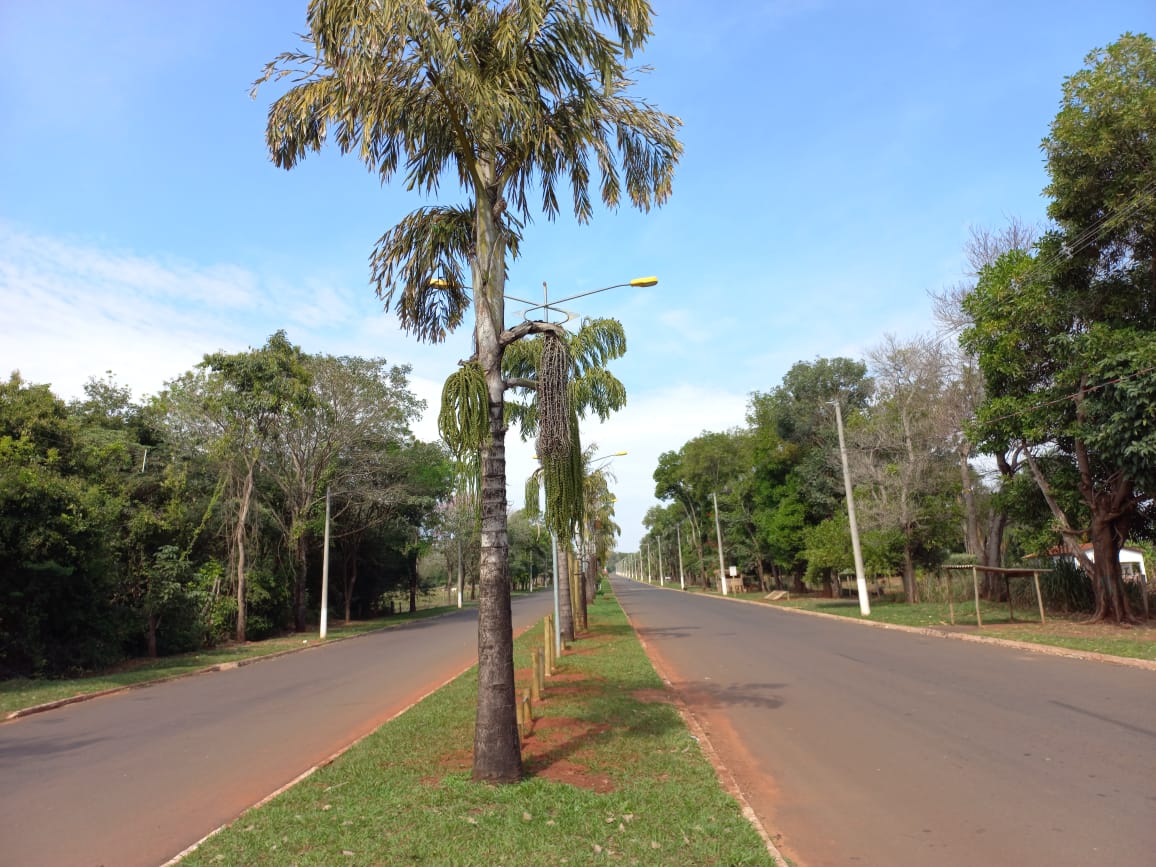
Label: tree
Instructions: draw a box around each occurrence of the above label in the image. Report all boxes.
[265,355,422,632]
[256,0,680,782]
[0,374,123,675]
[747,358,873,586]
[508,318,629,639]
[853,335,960,602]
[170,332,313,642]
[932,221,1037,597]
[653,430,751,587]
[964,34,1156,623]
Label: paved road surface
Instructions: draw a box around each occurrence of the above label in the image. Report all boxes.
[612,576,1156,867]
[0,593,555,867]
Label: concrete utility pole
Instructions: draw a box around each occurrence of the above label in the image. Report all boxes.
[677,523,686,590]
[712,491,727,595]
[320,485,331,638]
[833,399,871,616]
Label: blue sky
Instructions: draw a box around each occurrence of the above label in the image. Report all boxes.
[1,1,1150,549]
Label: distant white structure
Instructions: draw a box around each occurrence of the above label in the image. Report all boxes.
[1051,543,1148,582]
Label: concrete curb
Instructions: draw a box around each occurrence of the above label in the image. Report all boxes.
[629,577,1156,672]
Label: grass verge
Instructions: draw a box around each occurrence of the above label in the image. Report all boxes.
[180,590,778,866]
[730,593,1156,661]
[1,608,453,717]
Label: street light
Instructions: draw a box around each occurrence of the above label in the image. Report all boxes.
[432,277,659,325]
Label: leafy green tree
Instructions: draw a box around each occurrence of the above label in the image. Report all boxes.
[653,430,750,587]
[744,358,872,586]
[266,354,423,632]
[749,358,872,525]
[0,374,124,675]
[167,331,313,642]
[963,35,1155,622]
[257,0,679,782]
[933,221,1038,599]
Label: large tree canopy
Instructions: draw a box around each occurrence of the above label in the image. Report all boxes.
[963,33,1156,622]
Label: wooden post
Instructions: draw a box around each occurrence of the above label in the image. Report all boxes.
[543,615,553,675]
[1006,574,1015,622]
[530,648,542,703]
[972,565,982,628]
[1032,570,1047,624]
[945,569,955,626]
[520,689,532,738]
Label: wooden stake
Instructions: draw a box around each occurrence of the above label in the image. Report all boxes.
[531,648,542,702]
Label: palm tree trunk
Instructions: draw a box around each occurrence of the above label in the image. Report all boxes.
[471,184,522,783]
[557,538,575,642]
[472,391,522,782]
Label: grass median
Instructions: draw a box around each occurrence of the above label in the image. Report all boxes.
[180,589,778,866]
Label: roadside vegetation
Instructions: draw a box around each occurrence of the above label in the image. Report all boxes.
[759,596,1156,661]
[180,591,778,866]
[629,33,1155,628]
[1,605,455,717]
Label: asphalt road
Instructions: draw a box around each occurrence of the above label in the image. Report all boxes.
[611,576,1156,867]
[0,592,555,867]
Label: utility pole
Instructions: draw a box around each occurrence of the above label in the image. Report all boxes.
[833,399,871,615]
[712,491,727,596]
[676,523,686,590]
[320,485,331,638]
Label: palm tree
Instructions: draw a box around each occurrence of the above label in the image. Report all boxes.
[256,0,681,782]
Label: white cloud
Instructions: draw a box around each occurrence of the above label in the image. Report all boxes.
[570,384,749,549]
[0,224,748,550]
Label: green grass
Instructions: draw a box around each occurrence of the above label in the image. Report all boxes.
[744,593,1156,661]
[182,592,778,866]
[1,608,453,717]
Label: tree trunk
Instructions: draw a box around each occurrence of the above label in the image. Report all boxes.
[472,387,521,782]
[470,177,522,783]
[344,556,356,624]
[146,613,159,658]
[557,537,575,642]
[234,459,256,643]
[959,447,981,557]
[981,512,1008,601]
[293,530,309,632]
[571,546,587,633]
[902,539,917,603]
[1089,514,1133,623]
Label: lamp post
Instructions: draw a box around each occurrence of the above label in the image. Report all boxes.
[320,485,332,638]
